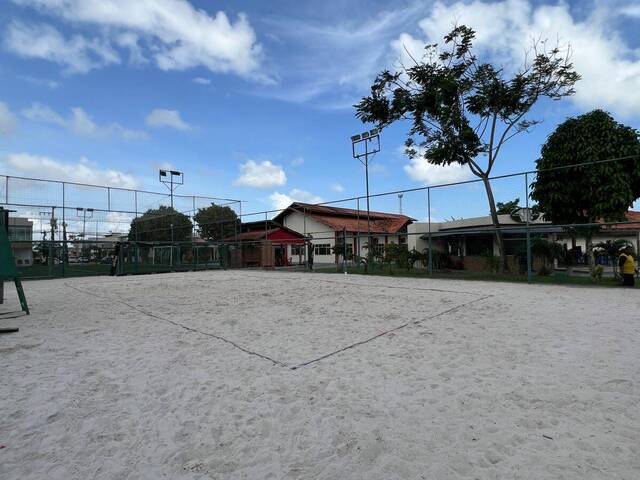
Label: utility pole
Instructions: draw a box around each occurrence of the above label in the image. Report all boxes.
[398,193,403,215]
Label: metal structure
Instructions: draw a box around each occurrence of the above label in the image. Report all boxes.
[1,155,639,285]
[351,128,381,245]
[159,169,184,209]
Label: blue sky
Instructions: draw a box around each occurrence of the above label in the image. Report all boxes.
[1,0,639,229]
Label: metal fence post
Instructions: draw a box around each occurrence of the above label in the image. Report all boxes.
[428,188,433,275]
[525,172,532,283]
[343,227,347,274]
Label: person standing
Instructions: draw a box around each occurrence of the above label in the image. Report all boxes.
[618,246,636,287]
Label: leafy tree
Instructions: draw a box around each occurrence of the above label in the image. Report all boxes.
[531,110,640,263]
[355,25,579,271]
[496,198,520,215]
[128,206,192,242]
[531,237,564,274]
[194,204,239,241]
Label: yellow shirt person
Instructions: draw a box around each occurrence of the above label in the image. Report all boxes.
[619,249,636,287]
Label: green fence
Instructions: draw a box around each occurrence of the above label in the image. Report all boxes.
[10,239,233,280]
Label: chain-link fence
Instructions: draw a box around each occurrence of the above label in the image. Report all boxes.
[3,155,640,286]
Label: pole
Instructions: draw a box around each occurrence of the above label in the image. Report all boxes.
[343,227,347,274]
[427,188,432,275]
[170,175,174,209]
[170,223,174,271]
[525,172,532,283]
[365,139,371,245]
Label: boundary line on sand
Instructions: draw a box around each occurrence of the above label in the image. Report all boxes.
[64,281,491,371]
[65,283,288,368]
[291,294,493,370]
[241,273,482,296]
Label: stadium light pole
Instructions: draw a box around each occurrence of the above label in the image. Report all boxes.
[351,128,381,252]
[76,207,94,239]
[159,169,184,210]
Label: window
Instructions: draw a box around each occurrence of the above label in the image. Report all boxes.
[314,244,331,256]
[291,244,304,256]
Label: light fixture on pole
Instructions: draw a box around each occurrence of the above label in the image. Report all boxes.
[351,128,381,250]
[76,207,94,238]
[159,169,184,209]
[398,193,403,215]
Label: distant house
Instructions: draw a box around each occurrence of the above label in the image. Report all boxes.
[408,209,640,270]
[234,220,306,268]
[8,217,33,266]
[273,202,414,264]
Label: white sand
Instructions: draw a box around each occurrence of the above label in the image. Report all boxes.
[1,270,639,479]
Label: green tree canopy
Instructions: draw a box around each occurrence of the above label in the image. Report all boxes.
[496,198,521,215]
[531,110,640,226]
[193,204,239,241]
[355,25,579,271]
[128,206,193,242]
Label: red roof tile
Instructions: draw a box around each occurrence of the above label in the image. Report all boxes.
[275,202,413,234]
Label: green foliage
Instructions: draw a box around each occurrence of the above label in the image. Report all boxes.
[593,239,634,277]
[194,204,239,241]
[129,206,192,242]
[331,242,353,261]
[483,254,501,273]
[496,198,520,215]
[590,265,604,283]
[531,110,640,225]
[355,25,579,270]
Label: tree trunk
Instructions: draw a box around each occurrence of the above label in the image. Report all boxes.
[481,176,507,272]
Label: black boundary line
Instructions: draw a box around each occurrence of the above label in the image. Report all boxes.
[65,283,288,368]
[291,294,493,370]
[241,273,482,296]
[64,278,491,371]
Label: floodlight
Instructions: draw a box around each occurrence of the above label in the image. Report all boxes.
[369,128,379,136]
[361,131,370,139]
[170,170,182,176]
[159,170,167,177]
[351,135,361,142]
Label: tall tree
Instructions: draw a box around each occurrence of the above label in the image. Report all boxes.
[128,206,192,242]
[355,25,579,271]
[531,110,640,262]
[194,204,239,241]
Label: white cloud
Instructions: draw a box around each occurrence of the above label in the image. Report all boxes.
[269,188,323,210]
[259,4,425,106]
[22,103,148,140]
[145,109,191,130]
[330,183,345,193]
[291,156,305,167]
[4,21,120,74]
[9,0,265,80]
[404,156,473,186]
[235,160,287,188]
[1,153,138,188]
[393,0,640,117]
[0,102,18,136]
[193,77,211,85]
[22,76,60,89]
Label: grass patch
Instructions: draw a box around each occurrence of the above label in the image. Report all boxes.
[313,265,638,288]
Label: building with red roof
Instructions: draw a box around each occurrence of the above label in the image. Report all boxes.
[272,202,414,264]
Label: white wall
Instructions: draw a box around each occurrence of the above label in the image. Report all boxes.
[281,211,405,263]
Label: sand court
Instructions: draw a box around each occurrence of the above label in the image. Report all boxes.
[2,270,639,479]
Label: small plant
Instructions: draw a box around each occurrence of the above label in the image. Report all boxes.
[590,265,604,283]
[537,263,553,276]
